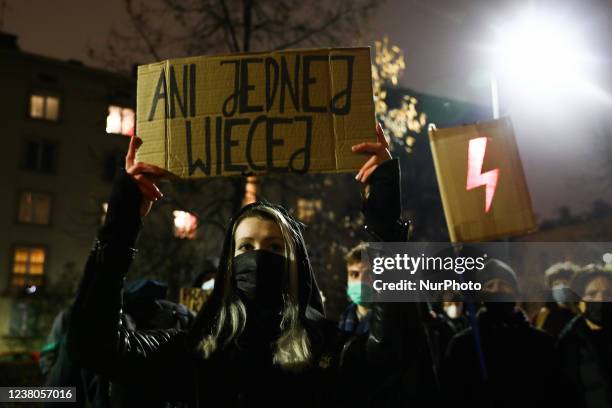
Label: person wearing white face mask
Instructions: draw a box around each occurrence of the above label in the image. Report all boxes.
[533,262,581,338]
[439,292,469,338]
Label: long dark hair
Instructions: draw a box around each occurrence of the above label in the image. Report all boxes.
[186,201,325,371]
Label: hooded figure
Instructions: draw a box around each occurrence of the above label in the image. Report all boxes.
[556,265,612,408]
[67,150,414,408]
[440,259,561,408]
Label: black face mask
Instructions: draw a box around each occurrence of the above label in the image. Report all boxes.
[232,250,286,312]
[585,302,612,327]
[482,292,517,319]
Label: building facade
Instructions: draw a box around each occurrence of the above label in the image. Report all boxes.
[0,32,135,352]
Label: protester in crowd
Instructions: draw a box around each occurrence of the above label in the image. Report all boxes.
[40,308,96,407]
[337,243,442,406]
[42,279,193,408]
[122,278,194,331]
[191,258,217,290]
[338,243,372,336]
[441,259,559,407]
[67,124,421,407]
[178,260,218,315]
[533,261,581,337]
[557,264,612,407]
[432,291,468,367]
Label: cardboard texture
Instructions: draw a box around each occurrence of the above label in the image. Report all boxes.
[136,47,376,178]
[429,117,536,242]
[179,287,208,313]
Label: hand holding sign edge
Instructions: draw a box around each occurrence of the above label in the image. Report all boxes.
[125,135,168,217]
[352,122,392,184]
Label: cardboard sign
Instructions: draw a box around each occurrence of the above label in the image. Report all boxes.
[136,47,376,178]
[179,287,208,313]
[429,117,536,242]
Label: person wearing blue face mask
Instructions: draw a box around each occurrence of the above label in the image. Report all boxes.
[338,243,373,336]
[533,262,581,338]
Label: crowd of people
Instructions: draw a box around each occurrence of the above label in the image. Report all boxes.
[37,128,612,408]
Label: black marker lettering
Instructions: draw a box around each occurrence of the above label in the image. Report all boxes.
[221,60,240,117]
[302,55,327,113]
[266,117,291,173]
[246,115,267,171]
[223,118,249,173]
[148,68,167,121]
[265,57,279,111]
[280,55,300,113]
[186,119,211,176]
[169,65,188,118]
[289,116,312,173]
[329,55,354,115]
[239,58,264,113]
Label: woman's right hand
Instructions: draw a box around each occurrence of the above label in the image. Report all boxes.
[125,135,167,217]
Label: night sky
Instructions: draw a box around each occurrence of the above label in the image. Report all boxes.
[5,0,612,220]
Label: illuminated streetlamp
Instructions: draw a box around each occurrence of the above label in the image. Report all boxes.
[488,7,599,117]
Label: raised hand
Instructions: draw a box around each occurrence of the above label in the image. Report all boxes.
[352,122,392,184]
[125,136,167,217]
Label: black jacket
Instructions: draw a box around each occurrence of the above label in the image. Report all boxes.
[67,159,417,408]
[557,315,612,408]
[441,308,560,408]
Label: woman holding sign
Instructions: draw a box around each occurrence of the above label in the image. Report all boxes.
[67,124,418,407]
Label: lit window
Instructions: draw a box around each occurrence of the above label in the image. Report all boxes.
[106,105,135,136]
[297,198,322,223]
[173,210,198,239]
[18,191,52,225]
[23,140,57,172]
[11,246,46,288]
[30,94,60,121]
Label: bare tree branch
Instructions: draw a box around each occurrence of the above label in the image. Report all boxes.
[125,0,163,60]
[219,0,241,52]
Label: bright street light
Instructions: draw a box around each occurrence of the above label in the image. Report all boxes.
[487,6,607,116]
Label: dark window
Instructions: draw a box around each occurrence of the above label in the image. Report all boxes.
[23,140,57,173]
[17,191,52,225]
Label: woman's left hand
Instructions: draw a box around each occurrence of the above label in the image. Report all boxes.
[351,122,392,183]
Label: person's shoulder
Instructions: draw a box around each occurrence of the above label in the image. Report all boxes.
[313,317,340,336]
[524,325,555,348]
[446,326,474,352]
[341,302,357,313]
[557,315,586,343]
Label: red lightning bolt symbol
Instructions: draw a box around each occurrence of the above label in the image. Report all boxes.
[466,137,499,213]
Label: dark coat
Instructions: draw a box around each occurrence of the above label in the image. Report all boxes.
[43,295,193,407]
[557,315,612,408]
[441,308,560,408]
[67,160,416,408]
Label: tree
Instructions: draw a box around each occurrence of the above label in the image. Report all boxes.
[91,0,378,72]
[372,37,427,154]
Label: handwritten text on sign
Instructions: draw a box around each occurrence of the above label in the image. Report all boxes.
[136,48,376,178]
